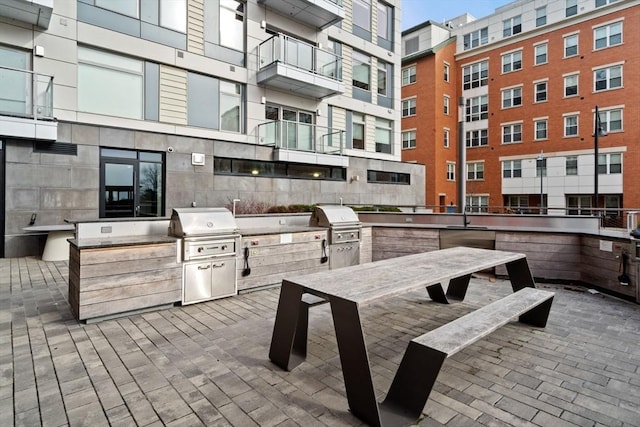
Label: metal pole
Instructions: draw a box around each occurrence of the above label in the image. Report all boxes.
[537,152,543,214]
[457,97,466,213]
[594,105,599,216]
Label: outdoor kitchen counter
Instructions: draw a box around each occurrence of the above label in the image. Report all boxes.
[68,235,181,322]
[69,234,178,249]
[238,225,327,236]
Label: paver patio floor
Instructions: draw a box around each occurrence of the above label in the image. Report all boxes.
[1,257,640,426]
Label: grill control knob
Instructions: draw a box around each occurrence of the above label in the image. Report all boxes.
[197,247,204,253]
[221,244,227,250]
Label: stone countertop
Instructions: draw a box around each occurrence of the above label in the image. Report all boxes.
[69,235,178,250]
[239,226,327,236]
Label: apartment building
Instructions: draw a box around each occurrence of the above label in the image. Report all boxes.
[402,0,639,215]
[0,0,425,257]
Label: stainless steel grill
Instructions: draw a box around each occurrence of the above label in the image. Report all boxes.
[169,208,240,304]
[309,205,362,269]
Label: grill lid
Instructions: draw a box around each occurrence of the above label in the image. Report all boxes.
[309,205,361,228]
[168,207,238,237]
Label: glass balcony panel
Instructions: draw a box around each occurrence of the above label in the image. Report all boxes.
[258,121,345,155]
[0,66,53,119]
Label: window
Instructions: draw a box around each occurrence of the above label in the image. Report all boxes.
[535,43,547,65]
[564,34,578,57]
[401,65,416,85]
[507,196,529,212]
[352,51,371,90]
[352,113,365,149]
[598,108,622,132]
[353,0,371,32]
[463,61,488,90]
[160,0,187,33]
[404,37,418,55]
[536,157,547,177]
[446,162,455,181]
[502,87,522,108]
[219,81,243,132]
[564,114,579,136]
[535,119,548,140]
[95,0,139,18]
[444,96,450,115]
[596,0,620,7]
[466,195,488,213]
[467,162,484,181]
[443,128,450,148]
[443,63,450,82]
[503,15,522,37]
[566,156,578,175]
[0,45,32,117]
[535,81,547,103]
[100,148,164,218]
[375,118,392,153]
[220,0,245,51]
[367,170,410,184]
[564,74,578,96]
[594,65,622,91]
[377,1,393,48]
[466,129,488,147]
[566,0,578,17]
[402,98,416,117]
[595,22,622,49]
[377,61,388,97]
[567,195,592,215]
[214,157,345,181]
[402,130,416,149]
[502,123,522,144]
[502,51,522,73]
[536,6,547,27]
[78,47,144,119]
[598,153,622,174]
[465,96,488,122]
[463,27,488,50]
[503,160,522,178]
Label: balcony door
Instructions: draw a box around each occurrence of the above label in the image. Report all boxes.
[100,148,165,218]
[265,104,315,151]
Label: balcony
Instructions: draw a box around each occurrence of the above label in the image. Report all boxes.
[257,34,344,100]
[0,0,53,28]
[0,66,57,140]
[257,120,348,167]
[258,0,344,30]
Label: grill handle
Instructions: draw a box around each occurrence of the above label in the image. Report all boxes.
[197,265,211,271]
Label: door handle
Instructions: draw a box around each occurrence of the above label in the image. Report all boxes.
[197,265,211,270]
[135,205,140,216]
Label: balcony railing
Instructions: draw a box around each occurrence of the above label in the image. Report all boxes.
[257,120,345,155]
[258,34,342,82]
[0,66,54,120]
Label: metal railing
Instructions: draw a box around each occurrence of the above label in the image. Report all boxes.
[0,66,54,119]
[257,120,345,155]
[258,33,342,82]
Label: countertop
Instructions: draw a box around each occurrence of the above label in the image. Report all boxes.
[238,226,327,236]
[69,235,178,249]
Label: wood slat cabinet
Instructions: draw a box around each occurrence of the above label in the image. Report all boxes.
[69,238,181,322]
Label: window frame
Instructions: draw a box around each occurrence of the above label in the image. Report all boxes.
[401,97,416,117]
[564,33,579,58]
[463,27,488,50]
[446,162,456,181]
[502,50,522,73]
[566,0,578,17]
[401,65,416,86]
[564,114,579,137]
[566,156,578,175]
[503,160,522,178]
[466,129,488,147]
[443,128,450,148]
[503,15,522,37]
[598,108,623,133]
[534,81,548,103]
[594,21,623,50]
[443,95,450,115]
[564,73,579,97]
[535,119,548,140]
[536,6,547,27]
[502,86,522,109]
[534,43,548,65]
[463,60,488,90]
[594,65,623,92]
[465,95,488,122]
[502,123,523,144]
[401,129,416,149]
[466,162,485,181]
[352,50,371,91]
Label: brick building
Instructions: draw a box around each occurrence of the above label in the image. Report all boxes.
[402,0,640,215]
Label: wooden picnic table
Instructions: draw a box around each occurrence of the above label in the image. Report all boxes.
[269,246,552,427]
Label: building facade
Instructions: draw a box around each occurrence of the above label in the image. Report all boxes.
[402,0,639,216]
[0,0,425,257]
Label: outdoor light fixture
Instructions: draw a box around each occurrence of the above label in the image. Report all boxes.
[251,169,259,175]
[593,105,608,216]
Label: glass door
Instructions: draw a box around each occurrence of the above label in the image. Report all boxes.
[100,148,164,218]
[298,111,314,151]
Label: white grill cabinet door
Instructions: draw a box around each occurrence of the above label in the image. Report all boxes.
[183,261,212,303]
[211,258,237,298]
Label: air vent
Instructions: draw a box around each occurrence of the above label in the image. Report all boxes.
[33,141,78,156]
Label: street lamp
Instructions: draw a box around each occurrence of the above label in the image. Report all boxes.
[593,105,608,216]
[537,151,544,214]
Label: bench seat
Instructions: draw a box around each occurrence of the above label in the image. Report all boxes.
[379,287,555,427]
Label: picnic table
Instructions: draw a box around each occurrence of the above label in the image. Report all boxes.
[269,246,554,427]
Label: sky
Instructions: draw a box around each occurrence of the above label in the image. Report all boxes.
[401,0,514,30]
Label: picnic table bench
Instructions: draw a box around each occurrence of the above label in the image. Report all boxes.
[269,246,554,427]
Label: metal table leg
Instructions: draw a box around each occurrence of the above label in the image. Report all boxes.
[506,258,536,291]
[330,296,382,427]
[269,281,305,371]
